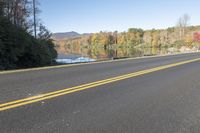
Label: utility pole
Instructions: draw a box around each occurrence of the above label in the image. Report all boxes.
[33,0,36,38]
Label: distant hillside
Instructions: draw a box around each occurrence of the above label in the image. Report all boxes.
[52,31,81,40]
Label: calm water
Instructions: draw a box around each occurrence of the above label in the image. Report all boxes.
[76,47,174,59]
[57,47,176,64]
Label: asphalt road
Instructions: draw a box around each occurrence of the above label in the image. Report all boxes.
[1,53,200,133]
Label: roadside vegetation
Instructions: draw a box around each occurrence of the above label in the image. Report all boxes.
[0,0,57,70]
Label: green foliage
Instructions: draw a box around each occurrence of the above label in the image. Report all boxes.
[0,16,57,70]
[128,28,144,36]
[172,40,186,48]
[167,27,175,33]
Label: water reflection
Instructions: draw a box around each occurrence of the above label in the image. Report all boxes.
[57,46,176,63]
[79,46,171,60]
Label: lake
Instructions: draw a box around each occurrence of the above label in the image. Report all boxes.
[56,47,180,64]
[56,54,96,64]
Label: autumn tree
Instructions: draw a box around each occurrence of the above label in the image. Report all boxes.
[193,32,200,42]
[151,30,161,47]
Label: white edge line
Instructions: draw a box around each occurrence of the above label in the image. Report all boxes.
[0,51,199,75]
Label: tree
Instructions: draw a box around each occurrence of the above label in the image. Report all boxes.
[3,0,31,28]
[177,14,190,40]
[38,24,52,40]
[33,0,36,38]
[0,0,4,15]
[2,0,40,36]
[151,30,161,47]
[193,32,200,42]
[0,0,57,70]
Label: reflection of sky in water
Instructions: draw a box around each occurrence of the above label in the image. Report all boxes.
[56,57,96,64]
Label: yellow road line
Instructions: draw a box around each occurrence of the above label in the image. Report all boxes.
[0,58,200,111]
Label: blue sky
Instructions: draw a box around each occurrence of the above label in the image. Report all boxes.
[40,0,200,33]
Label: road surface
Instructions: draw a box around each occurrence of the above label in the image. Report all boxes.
[1,53,200,133]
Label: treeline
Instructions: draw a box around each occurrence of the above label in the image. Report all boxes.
[56,15,200,56]
[57,26,200,53]
[0,0,57,70]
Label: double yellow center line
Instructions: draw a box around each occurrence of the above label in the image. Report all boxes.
[0,58,200,111]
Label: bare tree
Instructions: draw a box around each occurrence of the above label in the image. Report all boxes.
[2,0,40,37]
[3,0,32,28]
[177,14,190,40]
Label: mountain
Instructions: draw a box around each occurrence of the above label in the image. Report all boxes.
[52,31,81,41]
